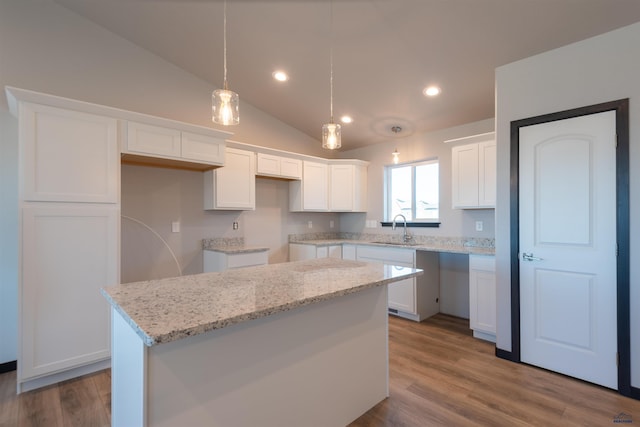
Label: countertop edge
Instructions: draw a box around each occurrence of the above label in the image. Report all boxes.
[290,239,495,255]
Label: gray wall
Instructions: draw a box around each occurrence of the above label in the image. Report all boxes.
[495,22,640,387]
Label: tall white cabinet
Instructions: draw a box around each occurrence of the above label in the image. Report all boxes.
[451,132,496,209]
[9,94,120,392]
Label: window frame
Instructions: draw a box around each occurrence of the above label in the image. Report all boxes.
[384,157,440,226]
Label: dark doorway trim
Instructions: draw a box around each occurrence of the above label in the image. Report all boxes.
[507,99,633,398]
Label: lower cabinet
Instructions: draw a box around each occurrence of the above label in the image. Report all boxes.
[19,204,118,392]
[469,254,496,342]
[356,245,438,322]
[203,250,269,272]
[289,243,342,261]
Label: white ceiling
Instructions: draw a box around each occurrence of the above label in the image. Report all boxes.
[54,0,640,151]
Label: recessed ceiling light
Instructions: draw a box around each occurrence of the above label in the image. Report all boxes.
[272,71,289,82]
[423,85,441,97]
[340,115,353,124]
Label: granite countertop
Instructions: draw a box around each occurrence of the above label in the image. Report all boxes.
[101,258,422,347]
[202,237,269,254]
[290,239,495,255]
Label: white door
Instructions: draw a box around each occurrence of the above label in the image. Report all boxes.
[519,111,617,389]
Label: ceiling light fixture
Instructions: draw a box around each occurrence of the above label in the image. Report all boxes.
[212,0,239,126]
[340,115,353,124]
[423,85,441,97]
[273,70,289,82]
[322,0,341,150]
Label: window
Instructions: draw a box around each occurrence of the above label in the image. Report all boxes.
[385,159,439,222]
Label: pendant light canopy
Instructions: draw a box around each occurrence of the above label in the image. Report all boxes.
[212,0,239,126]
[322,0,341,150]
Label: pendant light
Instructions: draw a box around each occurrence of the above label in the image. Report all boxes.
[212,0,239,126]
[322,0,341,150]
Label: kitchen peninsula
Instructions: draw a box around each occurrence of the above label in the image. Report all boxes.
[102,258,422,427]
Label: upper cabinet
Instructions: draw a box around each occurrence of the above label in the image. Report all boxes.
[329,163,367,212]
[19,102,119,203]
[451,132,496,209]
[123,121,225,171]
[290,161,329,211]
[256,153,302,180]
[204,147,256,210]
[290,160,368,212]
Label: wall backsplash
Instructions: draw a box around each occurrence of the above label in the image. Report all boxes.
[121,164,340,283]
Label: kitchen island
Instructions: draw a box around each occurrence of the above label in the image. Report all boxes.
[102,258,422,427]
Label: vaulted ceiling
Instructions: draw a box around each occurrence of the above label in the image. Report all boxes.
[54,0,640,150]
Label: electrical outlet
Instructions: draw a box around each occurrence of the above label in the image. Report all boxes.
[475,221,483,232]
[171,221,180,233]
[329,220,334,229]
[307,221,313,229]
[233,221,239,230]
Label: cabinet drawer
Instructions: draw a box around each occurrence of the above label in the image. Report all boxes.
[356,245,415,266]
[469,254,495,271]
[227,251,268,269]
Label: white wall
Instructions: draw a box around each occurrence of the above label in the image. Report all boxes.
[495,22,640,387]
[0,0,336,363]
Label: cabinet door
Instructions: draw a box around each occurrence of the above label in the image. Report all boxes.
[126,122,181,158]
[20,103,118,203]
[205,148,256,210]
[20,205,118,381]
[330,164,354,211]
[279,158,302,180]
[256,153,281,177]
[181,132,225,166]
[289,244,317,261]
[451,143,479,208]
[388,277,417,314]
[478,141,496,207]
[342,244,356,260]
[469,255,496,335]
[302,161,329,211]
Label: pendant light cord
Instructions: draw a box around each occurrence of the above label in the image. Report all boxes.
[329,0,334,123]
[223,0,228,91]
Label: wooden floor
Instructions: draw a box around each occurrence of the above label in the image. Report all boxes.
[1,314,638,426]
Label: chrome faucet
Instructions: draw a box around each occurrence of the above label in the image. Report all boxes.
[392,214,411,243]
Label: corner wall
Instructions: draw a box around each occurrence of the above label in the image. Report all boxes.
[495,22,640,387]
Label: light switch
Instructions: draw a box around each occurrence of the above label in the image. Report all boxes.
[172,221,180,233]
[329,220,334,229]
[308,221,313,229]
[475,221,483,232]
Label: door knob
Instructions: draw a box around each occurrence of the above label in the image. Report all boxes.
[522,252,543,262]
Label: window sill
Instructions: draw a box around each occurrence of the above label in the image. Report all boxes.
[380,221,440,228]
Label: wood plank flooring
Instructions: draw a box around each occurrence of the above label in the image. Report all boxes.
[1,314,638,426]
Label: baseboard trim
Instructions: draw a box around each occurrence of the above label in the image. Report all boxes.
[630,386,640,400]
[0,360,17,374]
[495,348,518,362]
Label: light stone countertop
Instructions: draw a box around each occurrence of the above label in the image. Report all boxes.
[202,237,269,254]
[290,239,495,256]
[101,258,422,347]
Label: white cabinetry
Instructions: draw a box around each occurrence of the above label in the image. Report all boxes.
[256,153,302,180]
[204,147,256,210]
[8,93,120,393]
[469,254,496,342]
[329,163,367,212]
[290,161,329,211]
[20,103,119,203]
[203,250,268,272]
[124,121,225,170]
[356,245,417,316]
[451,133,496,209]
[289,243,342,261]
[21,206,118,382]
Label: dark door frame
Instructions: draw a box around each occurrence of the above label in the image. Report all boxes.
[501,99,636,398]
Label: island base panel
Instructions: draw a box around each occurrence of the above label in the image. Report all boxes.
[113,285,389,427]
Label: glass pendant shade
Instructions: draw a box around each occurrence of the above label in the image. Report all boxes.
[212,88,239,126]
[322,122,341,150]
